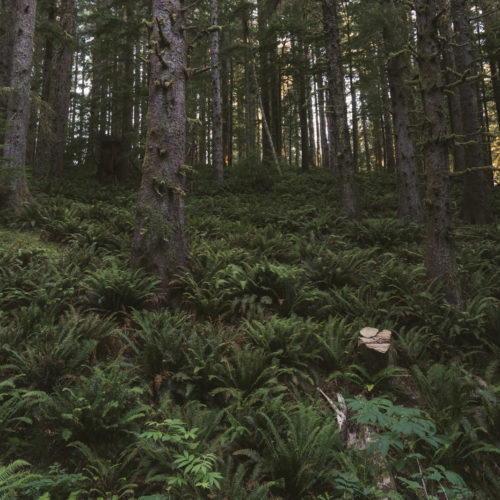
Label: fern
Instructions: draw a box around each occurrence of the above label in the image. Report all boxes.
[257,403,340,498]
[82,262,160,314]
[0,460,40,496]
[315,316,357,371]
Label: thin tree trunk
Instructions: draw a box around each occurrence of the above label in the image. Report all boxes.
[451,0,493,224]
[117,0,134,182]
[322,0,359,219]
[251,59,281,173]
[0,1,16,148]
[210,0,223,181]
[296,40,310,171]
[307,65,317,167]
[49,0,76,177]
[381,0,422,222]
[131,0,188,290]
[33,0,56,177]
[415,0,461,305]
[344,3,359,168]
[361,104,371,170]
[1,0,36,214]
[379,62,396,172]
[317,75,330,168]
[477,0,500,127]
[242,10,255,156]
[439,10,467,173]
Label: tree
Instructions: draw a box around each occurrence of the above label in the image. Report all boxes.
[451,0,494,224]
[322,0,359,218]
[131,0,188,289]
[380,0,422,222]
[210,0,223,182]
[415,0,461,305]
[1,0,36,214]
[0,0,16,147]
[34,0,76,178]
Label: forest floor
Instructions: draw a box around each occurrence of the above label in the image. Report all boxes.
[0,166,499,499]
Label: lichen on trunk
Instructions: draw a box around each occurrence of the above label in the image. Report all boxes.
[131,0,188,290]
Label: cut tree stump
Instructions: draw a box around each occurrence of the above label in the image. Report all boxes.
[358,326,392,373]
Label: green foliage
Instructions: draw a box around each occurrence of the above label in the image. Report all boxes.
[243,316,319,373]
[315,316,357,371]
[128,309,192,384]
[347,396,474,499]
[211,343,286,404]
[46,361,150,444]
[82,262,160,314]
[134,417,222,497]
[1,169,499,498]
[0,460,41,497]
[347,218,423,248]
[412,363,474,427]
[255,404,341,499]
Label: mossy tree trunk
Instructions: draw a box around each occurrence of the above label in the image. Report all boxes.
[415,0,461,305]
[210,0,223,182]
[451,0,494,224]
[381,0,422,223]
[0,0,16,148]
[1,0,36,215]
[322,0,359,219]
[131,0,188,290]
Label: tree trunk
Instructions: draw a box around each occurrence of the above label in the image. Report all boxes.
[381,0,422,222]
[117,0,135,182]
[317,74,330,168]
[477,0,500,127]
[0,0,15,147]
[210,0,223,182]
[451,0,493,224]
[415,0,461,305]
[1,0,36,214]
[344,4,359,168]
[257,0,281,164]
[33,0,56,177]
[131,0,188,290]
[49,0,76,178]
[439,10,467,173]
[322,0,359,219]
[242,10,255,156]
[379,64,396,172]
[307,66,317,167]
[296,40,310,171]
[361,103,371,170]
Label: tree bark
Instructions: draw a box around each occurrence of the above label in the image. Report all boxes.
[415,0,461,305]
[317,74,330,168]
[1,0,36,214]
[379,63,396,172]
[49,0,76,177]
[131,0,188,290]
[343,3,359,168]
[451,0,493,224]
[439,10,467,173]
[242,9,256,156]
[210,0,223,182]
[381,0,422,222]
[322,0,359,219]
[0,0,16,148]
[257,0,281,164]
[296,40,310,171]
[477,0,500,127]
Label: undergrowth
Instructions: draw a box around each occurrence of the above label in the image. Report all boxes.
[0,167,499,498]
